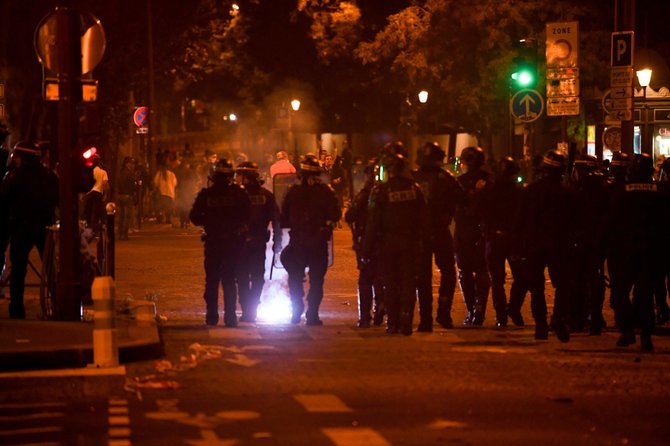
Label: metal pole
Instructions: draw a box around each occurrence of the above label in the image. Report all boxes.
[56,7,83,320]
[146,0,156,174]
[619,0,635,155]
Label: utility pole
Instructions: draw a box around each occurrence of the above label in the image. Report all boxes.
[146,0,156,174]
[55,7,83,320]
[616,0,635,155]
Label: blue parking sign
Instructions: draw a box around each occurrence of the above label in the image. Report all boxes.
[510,89,544,123]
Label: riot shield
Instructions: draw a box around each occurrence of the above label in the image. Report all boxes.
[272,172,299,211]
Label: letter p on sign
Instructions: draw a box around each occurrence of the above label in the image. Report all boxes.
[611,31,634,67]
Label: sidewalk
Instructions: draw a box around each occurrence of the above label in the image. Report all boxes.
[0,222,170,373]
[0,317,163,371]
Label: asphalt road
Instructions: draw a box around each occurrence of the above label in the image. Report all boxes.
[2,223,670,446]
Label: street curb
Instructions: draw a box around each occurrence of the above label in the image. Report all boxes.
[0,326,165,372]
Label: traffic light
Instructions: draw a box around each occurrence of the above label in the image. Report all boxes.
[76,146,97,193]
[511,39,538,89]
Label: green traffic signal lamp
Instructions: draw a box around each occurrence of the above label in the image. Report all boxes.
[511,68,535,87]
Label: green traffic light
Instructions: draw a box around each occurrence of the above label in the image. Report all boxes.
[511,70,534,87]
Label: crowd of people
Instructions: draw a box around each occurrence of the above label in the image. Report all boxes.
[345,141,668,352]
[1,126,667,353]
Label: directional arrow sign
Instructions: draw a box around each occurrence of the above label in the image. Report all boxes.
[610,87,632,99]
[510,89,544,123]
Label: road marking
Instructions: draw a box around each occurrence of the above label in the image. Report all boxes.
[293,394,352,413]
[0,366,126,378]
[322,427,390,446]
[109,427,132,437]
[109,398,128,405]
[208,328,262,340]
[185,429,238,445]
[108,397,132,446]
[225,354,260,367]
[0,426,62,436]
[450,346,538,354]
[0,402,65,409]
[12,442,60,446]
[214,410,260,420]
[0,412,64,421]
[429,418,468,429]
[109,415,130,425]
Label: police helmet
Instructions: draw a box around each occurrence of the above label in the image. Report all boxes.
[236,160,260,177]
[299,154,322,176]
[210,158,235,181]
[496,156,520,181]
[381,153,409,180]
[380,140,408,158]
[609,151,630,180]
[460,146,485,170]
[417,141,445,167]
[572,154,598,181]
[627,153,654,182]
[13,140,40,157]
[540,150,566,175]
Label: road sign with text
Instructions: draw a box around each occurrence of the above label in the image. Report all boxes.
[611,31,634,67]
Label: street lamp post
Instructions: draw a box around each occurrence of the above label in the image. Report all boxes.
[288,98,300,161]
[636,68,652,155]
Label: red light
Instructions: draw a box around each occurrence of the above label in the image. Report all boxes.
[83,147,97,159]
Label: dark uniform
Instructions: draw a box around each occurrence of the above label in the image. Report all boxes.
[0,125,10,297]
[569,155,609,334]
[1,142,59,318]
[280,155,341,326]
[235,162,282,323]
[516,151,573,342]
[475,157,526,327]
[364,153,429,335]
[606,154,664,351]
[345,162,385,328]
[412,142,464,330]
[454,147,491,325]
[190,159,251,327]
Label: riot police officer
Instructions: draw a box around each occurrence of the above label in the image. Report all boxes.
[1,141,59,318]
[280,154,341,325]
[516,150,573,342]
[412,142,464,331]
[475,157,526,327]
[606,154,663,351]
[345,160,385,328]
[569,154,609,334]
[235,161,282,323]
[363,151,429,335]
[190,159,251,327]
[454,146,490,325]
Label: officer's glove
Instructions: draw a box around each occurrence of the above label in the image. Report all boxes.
[273,243,283,254]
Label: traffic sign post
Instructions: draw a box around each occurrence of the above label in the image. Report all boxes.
[33,7,106,321]
[134,106,149,134]
[510,89,544,123]
[546,21,580,117]
[609,31,634,154]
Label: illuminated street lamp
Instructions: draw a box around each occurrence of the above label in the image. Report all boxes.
[636,68,652,96]
[288,98,301,157]
[418,90,429,104]
[636,68,652,155]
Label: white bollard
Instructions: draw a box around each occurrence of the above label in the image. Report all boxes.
[91,276,119,368]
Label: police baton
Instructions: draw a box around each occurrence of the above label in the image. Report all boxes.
[269,252,275,280]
